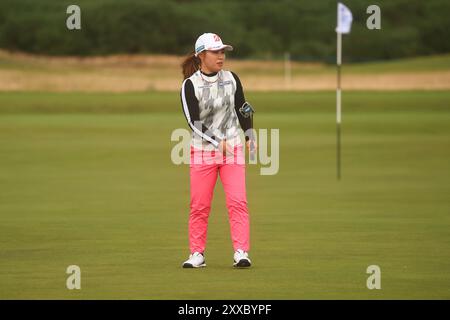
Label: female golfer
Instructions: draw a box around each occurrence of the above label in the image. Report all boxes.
[180,33,256,268]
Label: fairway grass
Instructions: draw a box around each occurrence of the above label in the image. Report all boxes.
[0,91,449,299]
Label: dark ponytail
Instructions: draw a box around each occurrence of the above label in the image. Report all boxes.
[181,51,200,80]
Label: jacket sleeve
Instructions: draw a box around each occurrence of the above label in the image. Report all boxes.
[180,78,221,148]
[231,71,252,142]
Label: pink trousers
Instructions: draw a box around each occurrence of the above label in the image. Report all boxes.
[189,144,250,253]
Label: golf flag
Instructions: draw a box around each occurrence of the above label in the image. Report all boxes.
[335,3,352,180]
[336,2,353,34]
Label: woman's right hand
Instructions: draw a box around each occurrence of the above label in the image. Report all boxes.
[219,139,234,155]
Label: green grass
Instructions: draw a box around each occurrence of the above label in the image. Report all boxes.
[0,91,450,299]
[227,54,450,76]
[1,52,449,77]
[232,54,450,76]
[343,54,450,73]
[293,54,450,75]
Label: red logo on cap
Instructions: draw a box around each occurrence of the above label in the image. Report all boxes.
[213,34,221,42]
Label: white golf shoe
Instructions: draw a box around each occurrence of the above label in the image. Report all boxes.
[233,249,251,268]
[182,252,206,268]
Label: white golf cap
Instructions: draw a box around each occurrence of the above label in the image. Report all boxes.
[194,33,233,56]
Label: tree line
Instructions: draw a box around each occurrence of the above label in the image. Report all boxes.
[0,0,448,62]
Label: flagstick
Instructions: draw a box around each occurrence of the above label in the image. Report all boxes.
[337,31,342,180]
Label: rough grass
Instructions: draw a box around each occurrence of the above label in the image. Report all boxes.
[1,50,450,91]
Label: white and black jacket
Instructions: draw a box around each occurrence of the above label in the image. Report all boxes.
[180,69,252,149]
